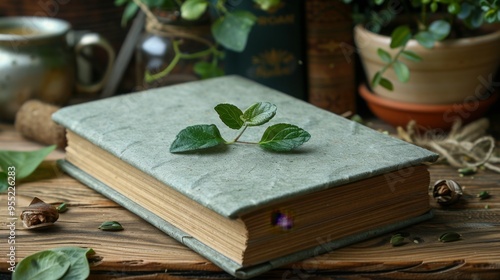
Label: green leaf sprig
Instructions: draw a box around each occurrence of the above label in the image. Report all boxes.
[0,145,56,192]
[170,102,311,153]
[372,20,451,91]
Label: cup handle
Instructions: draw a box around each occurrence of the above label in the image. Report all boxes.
[74,33,115,94]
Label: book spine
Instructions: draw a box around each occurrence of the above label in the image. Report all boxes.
[305,0,356,114]
[223,0,307,100]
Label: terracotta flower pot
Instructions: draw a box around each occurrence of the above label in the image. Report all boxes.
[354,24,500,105]
[359,84,498,130]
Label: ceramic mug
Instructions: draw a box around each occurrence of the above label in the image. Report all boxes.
[0,16,115,121]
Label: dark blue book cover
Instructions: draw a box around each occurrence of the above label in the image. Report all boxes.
[223,0,307,100]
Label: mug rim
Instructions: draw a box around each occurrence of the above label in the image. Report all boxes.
[0,16,71,42]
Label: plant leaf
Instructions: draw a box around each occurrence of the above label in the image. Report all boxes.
[193,61,224,79]
[393,60,410,83]
[429,20,451,40]
[51,247,95,280]
[170,124,226,153]
[0,172,7,193]
[12,250,70,280]
[371,71,382,88]
[214,103,244,129]
[98,221,124,231]
[448,2,461,14]
[211,10,257,52]
[401,50,423,62]
[377,48,392,63]
[259,123,311,152]
[254,0,281,10]
[379,77,394,90]
[121,2,139,26]
[390,25,412,49]
[415,31,436,48]
[0,145,56,180]
[241,102,277,126]
[181,0,209,20]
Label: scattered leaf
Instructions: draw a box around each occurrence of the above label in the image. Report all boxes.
[0,145,56,180]
[99,221,124,231]
[477,191,490,200]
[390,234,406,247]
[12,250,70,280]
[458,167,477,176]
[57,202,68,213]
[439,232,462,242]
[51,247,95,280]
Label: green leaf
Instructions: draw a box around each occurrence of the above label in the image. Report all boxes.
[448,2,461,14]
[430,1,438,12]
[0,145,56,180]
[211,10,257,52]
[114,0,129,6]
[415,31,436,48]
[214,103,244,130]
[181,0,209,20]
[170,124,226,153]
[253,0,280,10]
[401,50,423,62]
[241,102,277,126]
[259,123,311,152]
[193,61,224,79]
[98,221,124,231]
[0,172,7,193]
[371,71,382,88]
[377,48,392,63]
[393,60,410,83]
[390,25,412,49]
[51,247,95,280]
[12,250,70,280]
[438,232,462,242]
[121,2,139,26]
[379,77,394,90]
[429,20,451,40]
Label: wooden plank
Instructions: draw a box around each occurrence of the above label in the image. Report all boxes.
[1,123,500,279]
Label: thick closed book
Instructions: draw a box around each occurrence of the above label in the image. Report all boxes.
[53,76,437,279]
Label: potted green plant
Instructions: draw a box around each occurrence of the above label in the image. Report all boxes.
[116,0,280,88]
[343,0,500,129]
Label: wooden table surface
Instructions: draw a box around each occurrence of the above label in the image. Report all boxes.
[1,122,499,279]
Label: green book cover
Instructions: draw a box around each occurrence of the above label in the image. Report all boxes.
[53,76,437,278]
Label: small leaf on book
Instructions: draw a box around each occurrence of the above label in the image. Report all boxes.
[170,124,226,153]
[214,103,244,130]
[259,124,311,152]
[241,102,277,126]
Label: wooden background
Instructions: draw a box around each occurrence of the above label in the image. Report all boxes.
[1,123,499,279]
